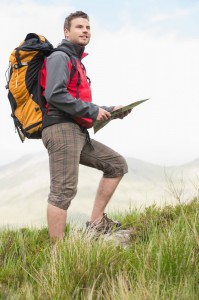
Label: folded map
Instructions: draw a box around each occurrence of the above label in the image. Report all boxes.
[93,98,149,133]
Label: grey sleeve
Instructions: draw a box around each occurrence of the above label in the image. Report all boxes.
[44,51,99,120]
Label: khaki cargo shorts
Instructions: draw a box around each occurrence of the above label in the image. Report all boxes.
[42,122,128,210]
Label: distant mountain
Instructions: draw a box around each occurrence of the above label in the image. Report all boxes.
[0,152,199,228]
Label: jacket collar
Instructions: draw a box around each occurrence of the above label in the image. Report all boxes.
[59,39,87,60]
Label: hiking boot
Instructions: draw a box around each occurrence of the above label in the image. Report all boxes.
[86,213,121,234]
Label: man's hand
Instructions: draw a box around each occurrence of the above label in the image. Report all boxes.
[112,105,132,119]
[96,107,111,121]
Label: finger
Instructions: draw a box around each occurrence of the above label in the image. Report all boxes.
[105,112,111,119]
[104,113,110,120]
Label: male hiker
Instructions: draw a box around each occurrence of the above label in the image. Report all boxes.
[40,11,132,239]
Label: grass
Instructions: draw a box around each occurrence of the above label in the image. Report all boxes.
[0,199,199,299]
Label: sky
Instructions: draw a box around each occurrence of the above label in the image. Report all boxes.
[0,0,199,167]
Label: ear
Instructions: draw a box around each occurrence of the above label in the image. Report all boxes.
[64,28,69,39]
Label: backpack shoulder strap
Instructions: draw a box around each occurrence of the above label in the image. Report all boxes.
[53,47,77,82]
[53,47,81,98]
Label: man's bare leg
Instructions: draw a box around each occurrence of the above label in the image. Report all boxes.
[47,204,67,239]
[90,176,123,223]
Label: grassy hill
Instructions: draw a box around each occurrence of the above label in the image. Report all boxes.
[0,152,199,228]
[0,200,199,299]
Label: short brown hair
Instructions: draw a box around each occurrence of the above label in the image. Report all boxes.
[64,11,89,30]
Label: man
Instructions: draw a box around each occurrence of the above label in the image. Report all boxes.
[40,11,131,239]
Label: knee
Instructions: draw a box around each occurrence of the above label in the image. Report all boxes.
[104,155,128,178]
[48,188,77,210]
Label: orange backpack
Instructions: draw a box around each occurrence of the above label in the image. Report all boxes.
[6,33,53,141]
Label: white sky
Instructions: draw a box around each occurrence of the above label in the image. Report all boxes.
[1,0,199,167]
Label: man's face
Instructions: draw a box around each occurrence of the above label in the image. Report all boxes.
[64,17,91,46]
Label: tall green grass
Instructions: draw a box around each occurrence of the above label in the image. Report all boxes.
[0,199,199,299]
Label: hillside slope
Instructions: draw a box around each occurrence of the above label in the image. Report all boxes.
[0,152,198,227]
